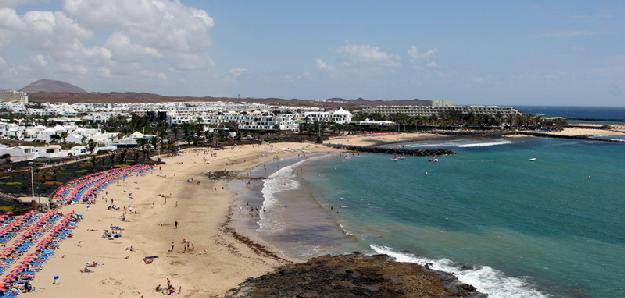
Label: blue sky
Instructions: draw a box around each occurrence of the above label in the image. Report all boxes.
[1,1,624,106]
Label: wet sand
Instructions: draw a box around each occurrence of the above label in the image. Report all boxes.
[24,142,336,297]
[229,155,362,262]
[22,135,423,297]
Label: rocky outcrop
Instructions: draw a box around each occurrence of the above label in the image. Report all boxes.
[327,144,454,156]
[226,253,486,297]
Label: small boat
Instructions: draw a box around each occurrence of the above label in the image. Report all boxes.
[529,157,537,161]
[391,153,401,161]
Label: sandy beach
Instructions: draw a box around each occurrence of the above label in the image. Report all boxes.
[23,142,336,297]
[542,127,625,136]
[15,132,449,297]
[325,132,439,147]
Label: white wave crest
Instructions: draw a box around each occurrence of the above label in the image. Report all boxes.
[338,224,353,236]
[404,139,512,148]
[370,245,548,298]
[257,160,306,232]
[458,140,512,147]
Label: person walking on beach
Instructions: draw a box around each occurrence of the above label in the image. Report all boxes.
[174,220,178,229]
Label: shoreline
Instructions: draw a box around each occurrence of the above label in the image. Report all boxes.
[21,131,568,297]
[25,142,338,297]
[228,153,365,262]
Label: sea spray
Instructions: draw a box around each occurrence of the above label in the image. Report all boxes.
[370,245,548,298]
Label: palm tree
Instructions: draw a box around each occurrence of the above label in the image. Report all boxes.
[87,139,97,154]
[136,138,149,160]
[90,155,97,170]
[150,137,158,155]
[120,149,128,163]
[158,130,167,152]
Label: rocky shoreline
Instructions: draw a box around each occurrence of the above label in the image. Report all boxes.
[226,253,486,297]
[326,144,454,156]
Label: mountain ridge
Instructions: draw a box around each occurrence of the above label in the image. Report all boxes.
[26,92,433,108]
[20,79,87,93]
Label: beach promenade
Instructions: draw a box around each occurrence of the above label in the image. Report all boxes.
[21,142,335,297]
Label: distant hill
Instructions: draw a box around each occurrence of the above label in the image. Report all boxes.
[20,79,86,93]
[27,92,433,108]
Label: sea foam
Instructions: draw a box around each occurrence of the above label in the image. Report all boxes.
[370,245,548,298]
[404,139,512,148]
[257,159,306,232]
[458,140,512,147]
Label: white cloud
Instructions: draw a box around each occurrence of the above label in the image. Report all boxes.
[139,69,168,81]
[104,32,161,62]
[0,0,215,87]
[337,43,400,67]
[0,8,104,64]
[0,8,24,30]
[407,46,439,69]
[59,63,88,75]
[0,0,35,8]
[228,67,248,78]
[33,54,48,66]
[63,0,214,70]
[97,66,111,78]
[315,58,331,70]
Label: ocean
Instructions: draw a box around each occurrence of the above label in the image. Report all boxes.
[234,136,625,298]
[516,106,625,123]
[303,137,625,297]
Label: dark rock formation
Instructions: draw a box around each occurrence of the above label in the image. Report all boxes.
[204,171,239,180]
[226,253,486,297]
[327,144,454,156]
[20,79,86,93]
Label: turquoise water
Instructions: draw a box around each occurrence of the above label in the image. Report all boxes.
[301,138,625,297]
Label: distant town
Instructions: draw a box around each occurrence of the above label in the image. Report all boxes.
[0,80,566,163]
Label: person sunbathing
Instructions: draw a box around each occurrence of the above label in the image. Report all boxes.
[80,267,93,273]
[85,261,98,267]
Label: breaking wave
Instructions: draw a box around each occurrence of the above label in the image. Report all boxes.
[257,159,306,232]
[370,245,548,298]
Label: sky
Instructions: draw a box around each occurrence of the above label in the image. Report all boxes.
[0,1,624,106]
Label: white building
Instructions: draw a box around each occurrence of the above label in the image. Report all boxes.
[0,122,25,139]
[0,145,36,162]
[303,107,352,125]
[33,145,65,159]
[361,105,520,117]
[350,119,397,126]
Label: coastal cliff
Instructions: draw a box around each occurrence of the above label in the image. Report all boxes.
[226,253,485,297]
